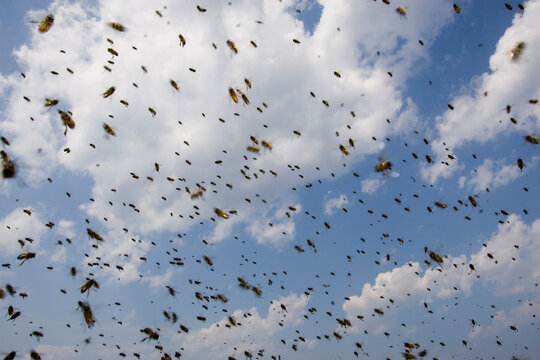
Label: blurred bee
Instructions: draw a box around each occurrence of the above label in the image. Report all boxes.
[293,130,301,137]
[339,144,349,156]
[1,150,17,179]
[3,351,16,360]
[178,34,186,47]
[108,22,125,32]
[434,201,447,209]
[103,123,116,137]
[203,256,213,266]
[293,38,300,44]
[453,4,461,14]
[517,158,524,171]
[29,351,41,360]
[107,48,119,57]
[244,78,252,89]
[58,110,75,136]
[214,208,229,219]
[374,308,384,315]
[81,279,99,294]
[196,5,207,12]
[251,40,257,47]
[168,79,180,91]
[148,108,157,117]
[509,42,526,62]
[191,189,203,199]
[252,286,262,296]
[247,145,259,153]
[261,140,272,150]
[34,14,54,33]
[1,136,9,146]
[102,86,115,98]
[240,93,249,105]
[140,327,159,341]
[525,135,538,144]
[17,252,36,265]
[87,228,103,241]
[396,7,407,16]
[294,245,304,253]
[226,40,238,54]
[77,301,95,327]
[375,160,392,173]
[228,88,239,103]
[44,98,59,107]
[120,99,129,107]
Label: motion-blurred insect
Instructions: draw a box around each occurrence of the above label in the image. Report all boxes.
[509,42,526,62]
[44,99,59,108]
[87,228,103,241]
[170,80,180,91]
[140,328,159,341]
[33,14,54,33]
[375,160,392,173]
[81,279,99,295]
[228,88,239,103]
[396,7,407,16]
[453,4,461,14]
[17,252,35,265]
[102,86,115,98]
[525,135,538,144]
[178,34,186,46]
[261,140,272,150]
[196,5,207,13]
[214,208,229,219]
[339,144,349,156]
[103,123,116,137]
[516,158,524,171]
[226,40,238,54]
[148,108,157,117]
[1,150,17,179]
[108,22,125,32]
[77,301,96,327]
[58,110,75,135]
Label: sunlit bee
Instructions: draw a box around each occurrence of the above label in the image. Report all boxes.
[249,135,259,144]
[252,286,262,296]
[44,98,59,107]
[434,201,447,209]
[453,4,461,14]
[103,123,116,137]
[78,301,95,328]
[108,22,125,32]
[203,256,213,266]
[339,144,349,156]
[509,42,526,62]
[58,110,75,135]
[178,34,186,46]
[429,251,443,265]
[396,7,407,16]
[140,327,159,341]
[226,40,238,54]
[17,252,36,265]
[81,279,99,294]
[240,93,250,105]
[517,158,524,171]
[375,160,392,173]
[170,79,180,91]
[228,88,239,103]
[87,228,103,241]
[36,14,54,33]
[191,189,203,199]
[261,140,272,150]
[348,138,355,148]
[214,208,229,219]
[244,78,252,89]
[525,135,538,144]
[102,86,115,98]
[1,150,17,179]
[247,145,259,153]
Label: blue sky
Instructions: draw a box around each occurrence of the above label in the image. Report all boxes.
[1,0,539,359]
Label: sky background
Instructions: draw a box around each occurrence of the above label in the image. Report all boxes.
[0,0,539,359]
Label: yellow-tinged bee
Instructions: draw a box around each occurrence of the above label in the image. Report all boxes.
[103,123,116,136]
[81,279,99,294]
[148,107,157,117]
[170,79,179,91]
[228,88,239,103]
[240,93,249,105]
[429,251,443,265]
[244,78,252,89]
[87,228,103,241]
[78,301,95,328]
[120,99,129,107]
[252,286,262,296]
[102,86,115,98]
[178,34,186,47]
[226,40,238,54]
[509,42,526,62]
[468,195,477,207]
[375,160,392,173]
[108,22,125,32]
[525,135,538,144]
[453,4,461,14]
[17,252,36,265]
[261,140,272,150]
[191,189,203,199]
[247,145,259,153]
[44,98,59,107]
[58,110,75,135]
[396,7,407,16]
[214,208,229,219]
[1,150,17,179]
[140,327,159,341]
[37,14,54,33]
[434,201,447,209]
[339,144,349,156]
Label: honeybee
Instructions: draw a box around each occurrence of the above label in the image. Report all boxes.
[87,228,103,241]
[525,135,539,144]
[396,7,407,16]
[120,99,129,107]
[294,245,304,253]
[58,110,75,135]
[1,151,17,179]
[78,301,95,328]
[374,308,384,315]
[44,98,59,107]
[1,136,9,146]
[3,351,16,360]
[293,38,300,44]
[191,189,203,199]
[170,79,179,91]
[293,130,301,136]
[80,279,99,294]
[107,48,119,57]
[261,140,272,150]
[196,5,207,12]
[339,144,349,156]
[509,42,526,62]
[453,4,461,14]
[244,78,252,89]
[178,34,186,46]
[247,145,259,153]
[108,22,125,32]
[434,201,447,209]
[103,123,116,137]
[240,93,249,105]
[35,14,54,33]
[17,252,35,265]
[517,158,524,171]
[102,86,115,98]
[252,286,262,296]
[214,208,229,219]
[203,256,213,266]
[140,327,159,341]
[226,40,238,54]
[375,160,392,173]
[148,108,157,117]
[228,88,239,103]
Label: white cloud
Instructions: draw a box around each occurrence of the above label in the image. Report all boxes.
[360,175,385,194]
[141,267,175,290]
[323,193,348,215]
[246,203,301,247]
[0,206,45,257]
[465,158,523,192]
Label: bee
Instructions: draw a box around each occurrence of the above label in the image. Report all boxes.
[396,7,407,16]
[252,286,262,296]
[36,14,54,33]
[293,39,300,44]
[107,48,119,57]
[196,5,207,12]
[108,22,125,32]
[240,93,249,105]
[374,308,384,315]
[339,144,349,156]
[140,327,159,341]
[261,140,272,150]
[294,245,304,253]
[17,252,36,265]
[334,71,341,78]
[228,88,239,103]
[1,150,17,179]
[1,136,10,146]
[166,79,180,92]
[148,108,157,117]
[509,42,526,62]
[78,301,96,328]
[203,256,213,266]
[425,155,432,163]
[103,123,116,137]
[247,145,259,153]
[29,351,41,360]
[226,40,238,54]
[102,86,115,98]
[178,34,186,47]
[453,4,461,14]
[44,98,59,107]
[434,201,447,209]
[244,78,252,89]
[516,158,524,171]
[120,99,129,107]
[375,160,392,173]
[293,130,301,137]
[525,135,538,144]
[81,279,99,294]
[155,10,162,17]
[191,189,203,199]
[322,100,329,107]
[58,110,75,135]
[3,352,16,360]
[214,208,229,219]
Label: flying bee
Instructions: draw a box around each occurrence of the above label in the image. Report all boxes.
[140,327,159,341]
[81,279,99,294]
[77,301,96,328]
[396,7,407,16]
[509,42,526,62]
[226,40,238,54]
[3,351,16,360]
[434,201,447,209]
[214,208,229,219]
[120,99,129,107]
[196,5,207,12]
[240,93,249,105]
[261,140,272,150]
[107,48,119,57]
[252,286,262,296]
[525,135,538,144]
[34,14,54,33]
[17,252,35,265]
[293,130,301,137]
[170,79,179,91]
[44,98,59,108]
[87,228,103,242]
[203,256,213,266]
[246,145,259,153]
[374,308,384,315]
[517,158,524,171]
[228,88,239,103]
[191,189,203,199]
[1,150,17,179]
[103,123,116,137]
[244,78,252,89]
[102,86,115,98]
[468,195,478,207]
[29,351,41,360]
[1,136,9,146]
[148,107,157,117]
[453,4,461,14]
[375,160,392,173]
[339,144,349,156]
[58,110,75,135]
[178,34,186,46]
[108,22,125,31]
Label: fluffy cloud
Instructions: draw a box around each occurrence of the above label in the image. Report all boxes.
[0,206,46,257]
[323,193,348,215]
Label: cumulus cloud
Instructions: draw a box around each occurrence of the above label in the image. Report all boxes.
[361,175,385,194]
[465,157,524,192]
[0,206,46,257]
[323,193,348,215]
